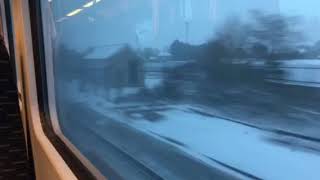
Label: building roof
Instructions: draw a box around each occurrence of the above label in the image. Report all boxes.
[79,46,143,69]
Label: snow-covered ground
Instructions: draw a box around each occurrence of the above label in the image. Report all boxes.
[275,59,320,87]
[252,59,320,87]
[279,59,320,67]
[60,59,320,179]
[64,82,320,180]
[144,59,195,89]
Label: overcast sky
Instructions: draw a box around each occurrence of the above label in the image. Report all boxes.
[280,0,320,17]
[50,0,320,56]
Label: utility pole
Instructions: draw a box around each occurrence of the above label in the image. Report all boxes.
[185,21,189,43]
[152,0,159,46]
[181,0,192,43]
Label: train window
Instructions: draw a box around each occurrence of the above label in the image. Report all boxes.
[39,0,320,179]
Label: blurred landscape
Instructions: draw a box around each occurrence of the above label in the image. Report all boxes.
[57,10,320,138]
[51,2,320,179]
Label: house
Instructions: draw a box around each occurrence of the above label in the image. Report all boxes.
[102,46,145,90]
[78,46,145,96]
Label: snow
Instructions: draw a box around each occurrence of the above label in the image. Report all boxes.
[131,107,320,180]
[244,59,320,87]
[145,78,162,89]
[277,59,320,87]
[267,79,320,88]
[263,59,320,87]
[84,45,123,59]
[66,84,320,180]
[278,59,320,68]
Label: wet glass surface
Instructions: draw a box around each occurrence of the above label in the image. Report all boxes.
[41,0,320,179]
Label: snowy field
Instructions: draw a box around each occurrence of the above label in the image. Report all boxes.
[63,81,320,180]
[254,59,320,87]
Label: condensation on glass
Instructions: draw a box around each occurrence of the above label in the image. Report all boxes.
[40,0,320,179]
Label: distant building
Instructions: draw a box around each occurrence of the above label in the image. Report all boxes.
[79,46,144,93]
[103,47,145,90]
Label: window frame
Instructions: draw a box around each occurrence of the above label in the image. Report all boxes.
[28,0,103,179]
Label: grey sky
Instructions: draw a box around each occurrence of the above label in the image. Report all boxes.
[280,0,320,17]
[50,0,320,56]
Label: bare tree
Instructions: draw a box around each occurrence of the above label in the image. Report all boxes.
[249,10,304,55]
[215,16,250,55]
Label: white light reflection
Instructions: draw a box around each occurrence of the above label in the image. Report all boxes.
[83,1,94,8]
[66,8,83,17]
[56,17,68,23]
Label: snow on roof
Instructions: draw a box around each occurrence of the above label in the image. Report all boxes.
[84,45,124,59]
[79,46,141,69]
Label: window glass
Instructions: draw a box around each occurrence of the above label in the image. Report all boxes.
[41,0,320,179]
